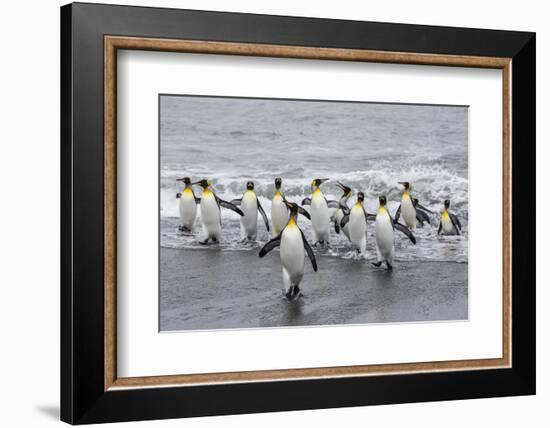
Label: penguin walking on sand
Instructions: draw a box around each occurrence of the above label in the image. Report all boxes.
[302,178,340,246]
[395,182,433,229]
[192,179,244,244]
[339,192,375,257]
[372,195,417,270]
[438,199,462,235]
[271,178,310,237]
[175,177,200,233]
[259,202,317,300]
[230,181,270,241]
[332,182,353,241]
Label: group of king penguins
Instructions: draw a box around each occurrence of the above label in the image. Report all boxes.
[176,177,462,300]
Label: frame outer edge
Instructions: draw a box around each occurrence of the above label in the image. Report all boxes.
[60,3,75,424]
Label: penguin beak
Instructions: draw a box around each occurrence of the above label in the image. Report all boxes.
[319,178,330,184]
[336,181,345,190]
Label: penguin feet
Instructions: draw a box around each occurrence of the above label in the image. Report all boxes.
[178,225,190,233]
[199,239,209,245]
[284,286,301,301]
[371,261,382,267]
[386,262,393,270]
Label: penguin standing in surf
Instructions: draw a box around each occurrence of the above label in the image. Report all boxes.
[302,178,340,246]
[175,177,200,233]
[271,178,288,236]
[438,199,462,235]
[340,192,375,257]
[192,179,244,244]
[230,181,270,241]
[259,202,317,300]
[395,182,433,229]
[332,181,353,241]
[270,178,311,237]
[373,195,417,270]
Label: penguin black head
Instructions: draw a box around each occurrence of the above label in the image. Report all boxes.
[246,181,254,191]
[398,181,411,191]
[176,177,191,185]
[192,179,210,189]
[379,195,387,206]
[336,181,352,197]
[311,178,329,190]
[275,178,282,189]
[285,201,300,217]
[444,199,451,209]
[357,192,365,203]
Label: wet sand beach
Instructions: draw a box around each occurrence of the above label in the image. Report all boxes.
[160,247,468,331]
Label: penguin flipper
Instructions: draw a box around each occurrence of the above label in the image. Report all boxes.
[340,204,350,215]
[340,214,350,228]
[257,200,270,232]
[297,206,311,220]
[438,221,442,235]
[450,213,462,232]
[216,196,244,216]
[301,197,311,206]
[326,199,340,209]
[362,207,376,224]
[394,205,402,222]
[394,221,416,244]
[194,196,201,204]
[416,202,434,214]
[176,192,182,199]
[230,198,242,206]
[334,216,341,234]
[300,230,318,272]
[259,234,281,257]
[416,209,430,225]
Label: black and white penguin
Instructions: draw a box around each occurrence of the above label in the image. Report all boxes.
[175,177,200,233]
[192,179,244,244]
[395,182,433,228]
[259,202,317,300]
[438,199,462,235]
[372,195,416,270]
[230,181,270,241]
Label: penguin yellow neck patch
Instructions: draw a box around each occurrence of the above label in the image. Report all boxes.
[274,191,282,198]
[183,187,193,195]
[313,188,322,195]
[287,217,297,228]
[378,206,387,215]
[402,191,410,200]
[442,210,449,219]
[202,188,212,196]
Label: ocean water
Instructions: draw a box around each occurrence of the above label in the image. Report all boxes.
[160,95,468,264]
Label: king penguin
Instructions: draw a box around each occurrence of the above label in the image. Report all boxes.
[271,178,310,236]
[302,178,340,246]
[192,179,244,244]
[372,195,416,270]
[230,181,270,241]
[175,176,200,233]
[438,199,462,235]
[343,192,374,257]
[271,178,289,236]
[395,182,433,229]
[332,181,352,241]
[259,202,317,300]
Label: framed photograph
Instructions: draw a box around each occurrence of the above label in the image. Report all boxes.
[61,2,535,424]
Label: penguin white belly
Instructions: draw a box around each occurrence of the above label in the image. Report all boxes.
[349,206,367,254]
[179,189,197,230]
[441,212,455,235]
[280,224,305,285]
[310,192,330,242]
[401,195,417,229]
[375,212,394,261]
[199,192,221,240]
[271,195,288,236]
[335,208,351,241]
[240,192,258,239]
